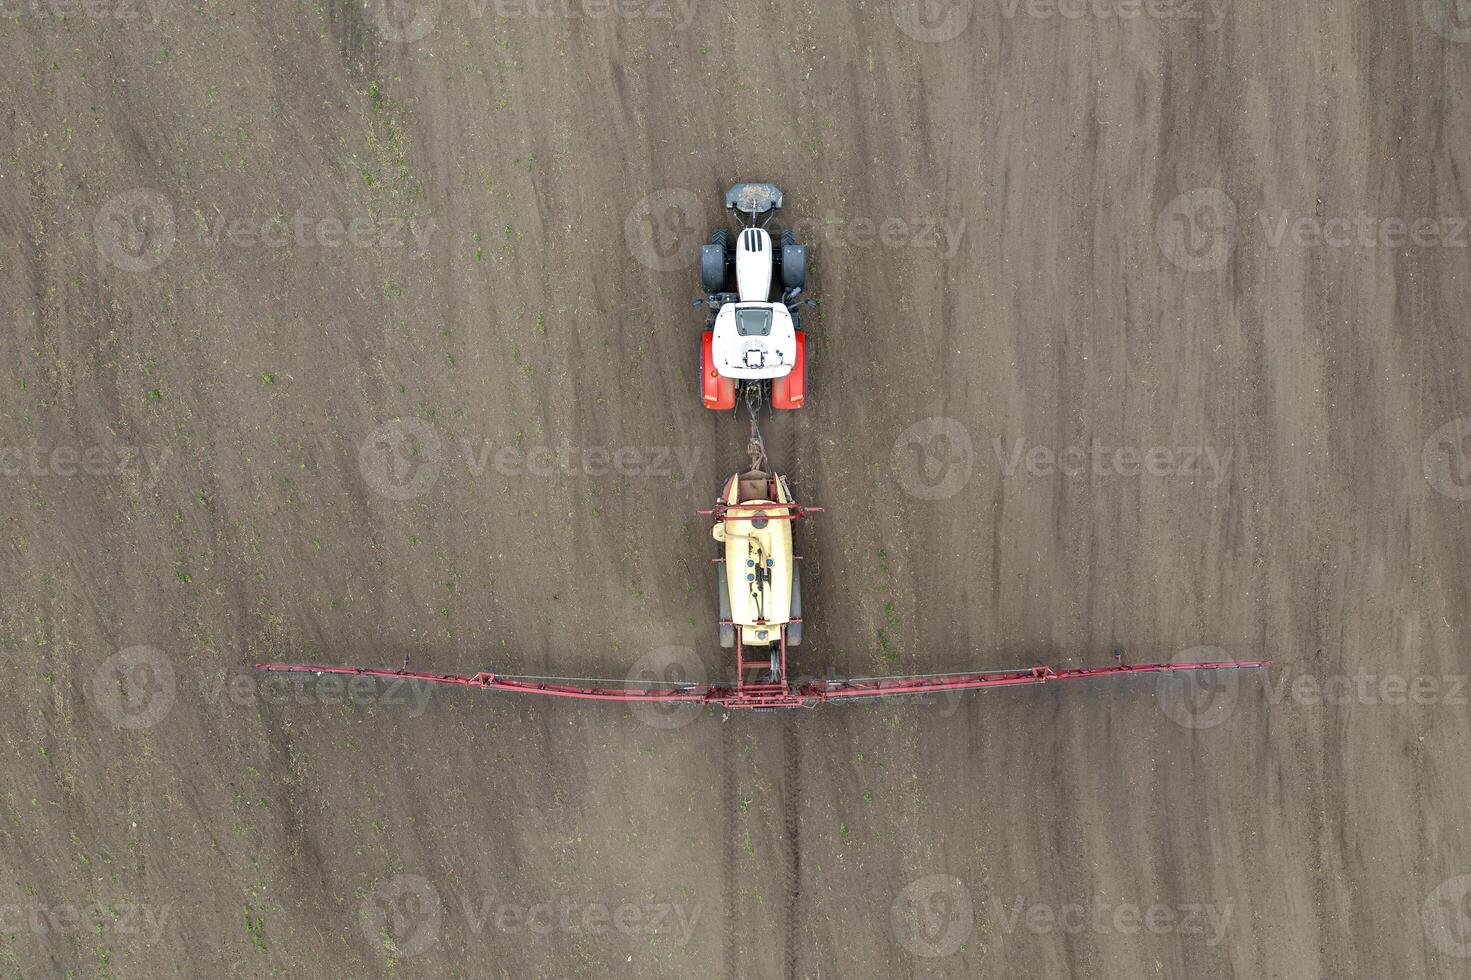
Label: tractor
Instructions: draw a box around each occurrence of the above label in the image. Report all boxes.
[695,183,816,411]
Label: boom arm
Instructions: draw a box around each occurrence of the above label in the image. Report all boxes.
[253,656,1269,710]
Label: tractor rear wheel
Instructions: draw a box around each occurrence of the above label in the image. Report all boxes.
[787,562,802,646]
[717,562,734,648]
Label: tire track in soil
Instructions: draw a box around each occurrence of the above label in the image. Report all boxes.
[721,717,739,979]
[782,717,802,980]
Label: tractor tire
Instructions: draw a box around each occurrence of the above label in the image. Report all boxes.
[700,246,726,294]
[717,562,734,648]
[780,240,806,291]
[700,229,730,294]
[787,563,802,646]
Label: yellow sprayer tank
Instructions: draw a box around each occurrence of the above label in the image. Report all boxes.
[711,470,794,645]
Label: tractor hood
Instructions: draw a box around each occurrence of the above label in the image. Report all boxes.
[735,226,774,301]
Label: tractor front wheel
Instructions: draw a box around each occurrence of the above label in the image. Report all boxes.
[779,228,806,291]
[700,228,730,294]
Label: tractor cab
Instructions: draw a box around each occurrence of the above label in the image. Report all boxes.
[709,303,798,380]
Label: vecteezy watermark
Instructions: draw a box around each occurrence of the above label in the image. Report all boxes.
[626,646,707,730]
[996,0,1230,29]
[366,0,696,41]
[358,421,704,500]
[0,902,171,943]
[367,0,440,40]
[1155,646,1243,730]
[0,0,167,23]
[1156,188,1237,272]
[1423,874,1471,958]
[785,214,967,260]
[892,416,976,501]
[1423,417,1471,501]
[989,893,1234,945]
[1260,211,1470,249]
[474,0,697,25]
[1261,671,1467,708]
[624,188,707,273]
[993,438,1232,487]
[203,668,435,717]
[1160,188,1471,271]
[456,894,701,943]
[0,444,169,487]
[361,875,443,958]
[359,418,442,501]
[466,440,701,486]
[1423,0,1471,42]
[1158,656,1465,729]
[359,875,701,957]
[892,0,974,42]
[90,646,177,730]
[96,192,438,269]
[194,210,437,253]
[891,875,974,957]
[94,189,176,272]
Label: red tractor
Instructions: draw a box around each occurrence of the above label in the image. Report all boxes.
[695,183,816,411]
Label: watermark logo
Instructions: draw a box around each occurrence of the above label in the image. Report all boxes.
[359,418,441,501]
[1423,417,1471,501]
[996,0,1230,30]
[1424,0,1471,42]
[482,0,697,24]
[205,669,435,717]
[360,874,442,958]
[1263,670,1466,708]
[1156,188,1236,272]
[1423,874,1471,957]
[892,416,975,501]
[467,440,702,486]
[624,188,707,272]
[891,875,973,957]
[94,189,175,272]
[1155,646,1240,730]
[785,213,967,260]
[367,0,441,42]
[893,0,974,41]
[1162,200,1471,259]
[990,893,1233,944]
[90,645,176,730]
[0,444,169,486]
[0,902,171,943]
[193,210,437,252]
[626,646,707,729]
[0,0,168,23]
[457,894,701,941]
[360,878,701,951]
[993,438,1232,487]
[1260,211,1469,249]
